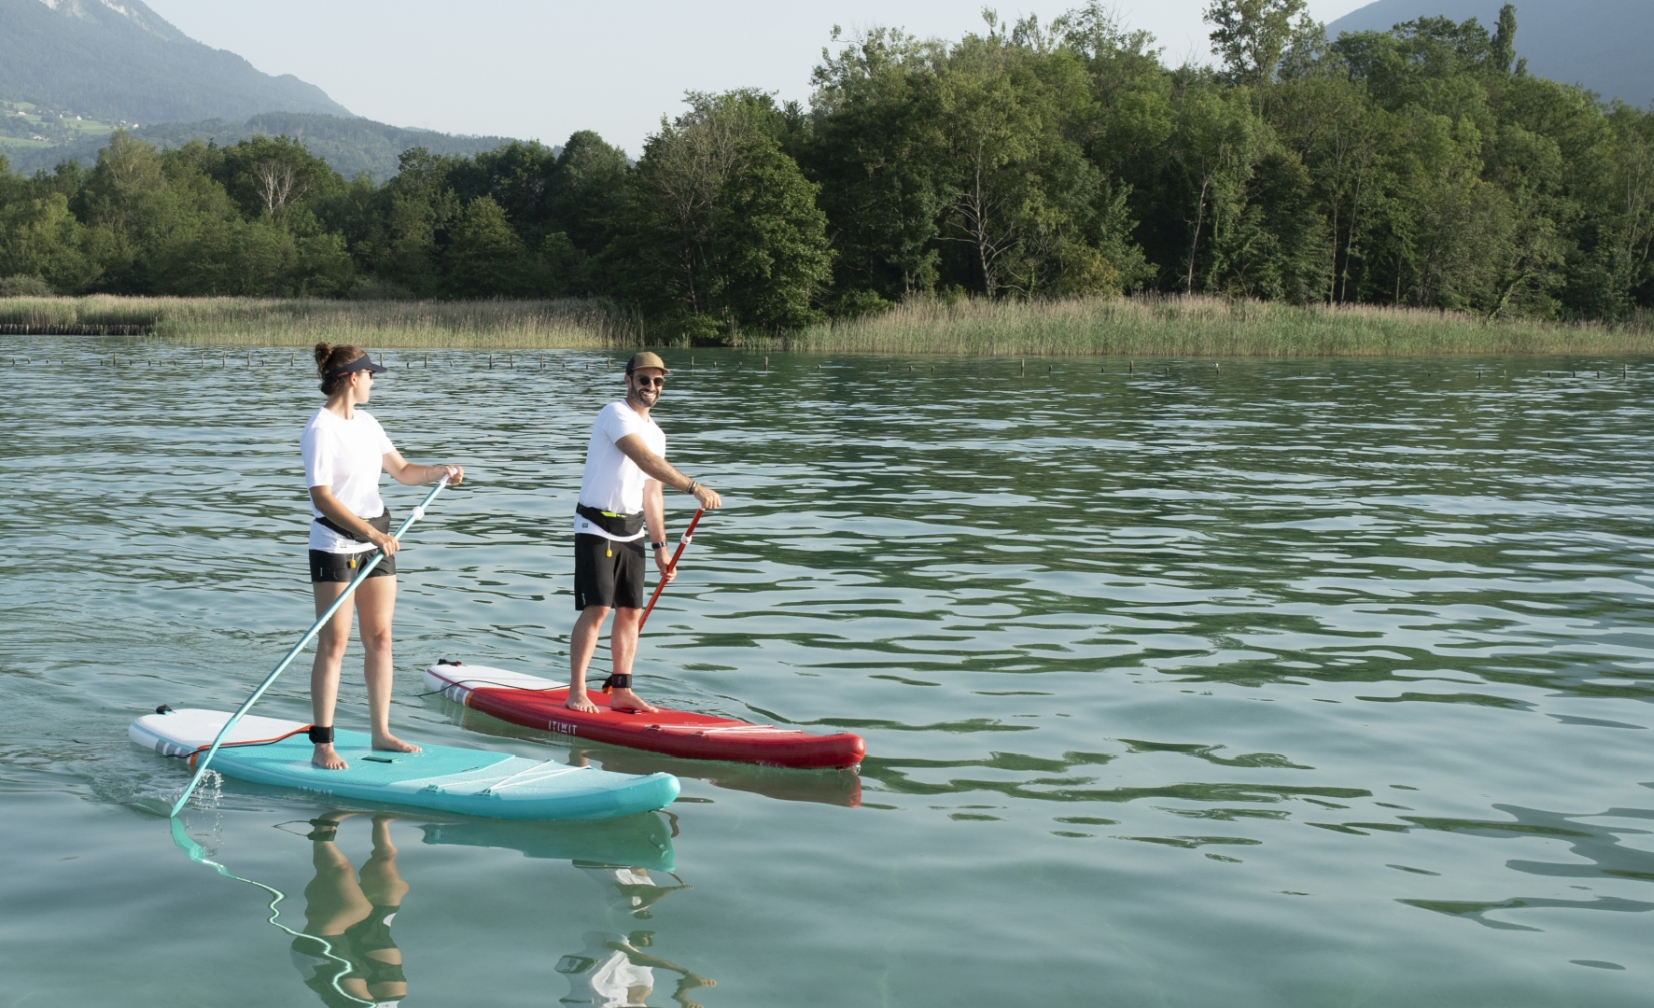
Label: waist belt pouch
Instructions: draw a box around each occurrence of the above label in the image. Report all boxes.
[576,504,644,537]
[315,510,392,544]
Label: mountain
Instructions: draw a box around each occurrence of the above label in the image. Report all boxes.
[0,111,527,180]
[0,0,350,123]
[1327,0,1654,106]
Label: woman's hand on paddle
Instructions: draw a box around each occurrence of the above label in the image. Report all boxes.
[371,531,401,556]
[436,464,464,485]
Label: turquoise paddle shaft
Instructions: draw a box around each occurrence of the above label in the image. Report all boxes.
[168,478,451,817]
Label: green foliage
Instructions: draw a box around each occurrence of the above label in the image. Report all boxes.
[0,273,54,296]
[445,195,531,298]
[1,3,1651,327]
[1204,0,1315,88]
[606,91,832,342]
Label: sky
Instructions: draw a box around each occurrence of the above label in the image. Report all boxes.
[142,0,1373,157]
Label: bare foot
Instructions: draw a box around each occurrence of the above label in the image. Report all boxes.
[566,691,601,714]
[372,734,422,754]
[312,743,348,770]
[608,688,658,714]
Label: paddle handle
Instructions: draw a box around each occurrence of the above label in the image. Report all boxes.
[637,508,704,631]
[168,478,451,817]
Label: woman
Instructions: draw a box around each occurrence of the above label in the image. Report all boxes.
[304,343,462,770]
[291,812,412,1007]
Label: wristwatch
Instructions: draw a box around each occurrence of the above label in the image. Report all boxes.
[650,541,667,550]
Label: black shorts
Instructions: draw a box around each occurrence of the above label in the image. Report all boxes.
[574,533,645,610]
[309,549,396,583]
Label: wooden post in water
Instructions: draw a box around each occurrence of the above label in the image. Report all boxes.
[290,351,295,366]
[1128,360,1134,374]
[488,354,493,370]
[765,356,769,372]
[1020,358,1025,375]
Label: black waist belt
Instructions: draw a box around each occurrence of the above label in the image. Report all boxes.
[315,510,391,543]
[576,504,644,537]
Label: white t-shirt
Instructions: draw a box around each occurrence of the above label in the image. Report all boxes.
[579,866,658,913]
[301,407,395,554]
[575,401,665,542]
[556,932,653,1007]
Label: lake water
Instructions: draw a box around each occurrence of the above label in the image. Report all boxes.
[2,339,1651,1007]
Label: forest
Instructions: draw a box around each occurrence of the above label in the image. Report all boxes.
[1,1,1651,344]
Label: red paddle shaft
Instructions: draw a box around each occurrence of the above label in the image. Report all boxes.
[638,508,705,631]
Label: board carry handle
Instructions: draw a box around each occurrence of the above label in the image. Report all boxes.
[168,477,452,817]
[637,508,705,632]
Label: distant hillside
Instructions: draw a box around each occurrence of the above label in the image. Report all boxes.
[0,0,349,123]
[1,112,526,181]
[1328,0,1654,106]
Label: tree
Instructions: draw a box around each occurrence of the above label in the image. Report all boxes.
[803,27,952,307]
[547,131,629,257]
[354,147,460,297]
[1169,85,1266,294]
[608,91,832,341]
[194,135,342,219]
[1204,0,1314,89]
[0,192,98,292]
[445,195,530,297]
[1489,4,1518,77]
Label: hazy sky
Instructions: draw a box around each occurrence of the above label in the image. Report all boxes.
[143,0,1372,156]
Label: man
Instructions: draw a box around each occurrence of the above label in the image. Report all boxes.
[569,351,720,714]
[555,930,716,1008]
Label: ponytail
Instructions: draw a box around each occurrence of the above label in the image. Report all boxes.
[314,342,366,396]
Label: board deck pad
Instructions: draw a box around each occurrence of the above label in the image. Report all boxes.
[131,709,678,821]
[425,662,865,770]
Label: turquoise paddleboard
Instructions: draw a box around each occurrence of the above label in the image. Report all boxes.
[131,708,679,820]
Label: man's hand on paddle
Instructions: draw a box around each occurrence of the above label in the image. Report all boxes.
[656,554,678,583]
[691,483,721,510]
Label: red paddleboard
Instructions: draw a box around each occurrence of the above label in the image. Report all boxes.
[425,661,865,770]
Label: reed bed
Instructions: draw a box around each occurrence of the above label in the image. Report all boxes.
[1,293,1650,356]
[781,296,1654,357]
[0,296,636,349]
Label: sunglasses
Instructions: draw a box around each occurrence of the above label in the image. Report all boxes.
[632,375,666,388]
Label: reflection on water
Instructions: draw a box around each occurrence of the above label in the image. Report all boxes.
[447,704,862,808]
[420,813,676,870]
[6,342,1654,1005]
[292,814,409,1007]
[556,930,716,1008]
[197,808,698,1007]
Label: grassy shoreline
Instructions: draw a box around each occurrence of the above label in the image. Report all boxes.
[0,293,1650,356]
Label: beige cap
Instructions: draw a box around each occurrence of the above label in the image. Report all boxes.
[626,351,670,375]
